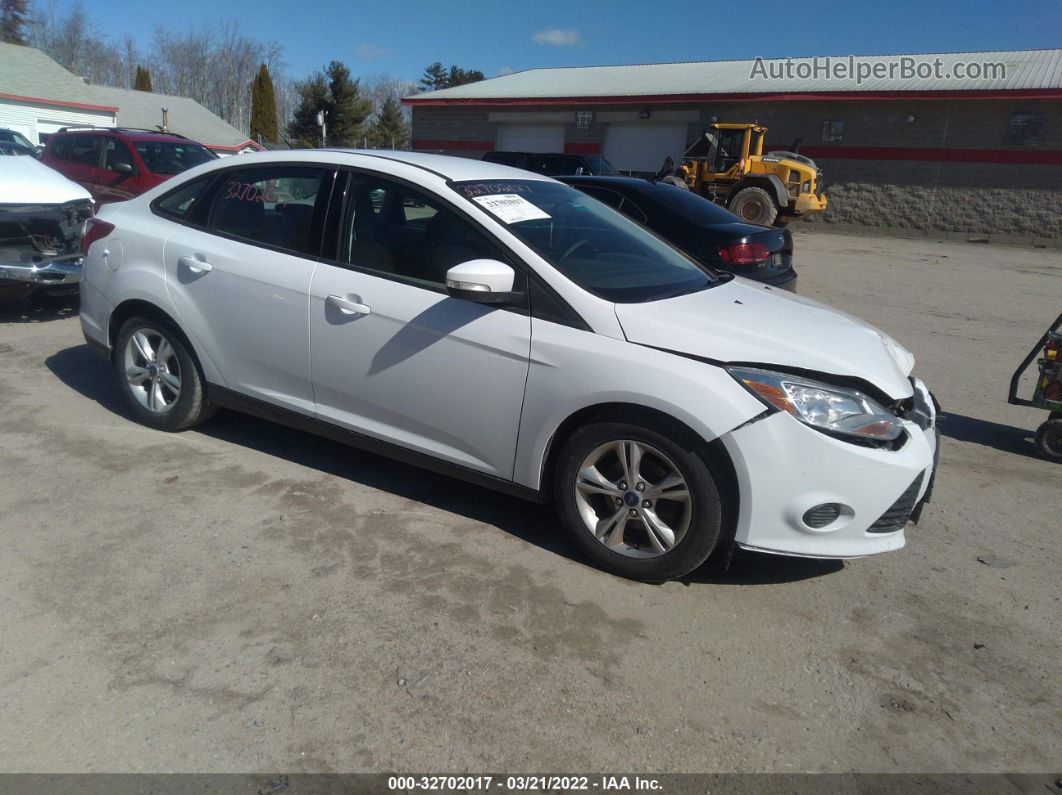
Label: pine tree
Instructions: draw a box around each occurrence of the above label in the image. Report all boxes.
[325,60,371,147]
[0,0,29,45]
[367,95,410,150]
[287,72,330,148]
[447,65,484,87]
[249,63,278,144]
[133,66,153,92]
[418,62,484,92]
[419,61,447,92]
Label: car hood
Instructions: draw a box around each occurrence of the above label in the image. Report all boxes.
[614,277,915,399]
[0,156,92,204]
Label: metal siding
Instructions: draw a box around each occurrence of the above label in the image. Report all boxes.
[0,99,113,144]
[406,50,1062,102]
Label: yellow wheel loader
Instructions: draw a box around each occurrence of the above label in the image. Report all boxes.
[679,123,827,226]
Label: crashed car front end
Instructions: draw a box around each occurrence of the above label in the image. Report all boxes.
[0,156,93,299]
[0,200,93,288]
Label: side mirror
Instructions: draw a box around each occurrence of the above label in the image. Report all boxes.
[445,259,516,304]
[112,162,135,174]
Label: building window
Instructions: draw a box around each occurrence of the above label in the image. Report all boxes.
[1005,113,1046,147]
[821,121,845,143]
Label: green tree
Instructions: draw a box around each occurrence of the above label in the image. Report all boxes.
[447,65,484,87]
[367,95,409,150]
[418,62,485,92]
[1,0,29,44]
[325,60,371,147]
[249,63,278,144]
[133,65,153,92]
[287,71,330,148]
[419,61,447,92]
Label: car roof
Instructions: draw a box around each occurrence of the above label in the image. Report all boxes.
[317,149,559,182]
[54,128,200,144]
[561,175,658,191]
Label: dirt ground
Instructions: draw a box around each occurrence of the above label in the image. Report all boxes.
[0,230,1059,774]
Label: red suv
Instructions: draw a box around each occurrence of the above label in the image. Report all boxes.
[42,127,217,205]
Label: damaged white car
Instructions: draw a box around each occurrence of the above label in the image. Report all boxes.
[0,154,93,301]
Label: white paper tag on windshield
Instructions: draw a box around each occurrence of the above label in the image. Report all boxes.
[472,194,551,224]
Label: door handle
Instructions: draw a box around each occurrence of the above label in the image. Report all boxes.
[178,255,212,273]
[326,294,371,316]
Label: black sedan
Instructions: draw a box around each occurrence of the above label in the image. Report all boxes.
[561,176,797,290]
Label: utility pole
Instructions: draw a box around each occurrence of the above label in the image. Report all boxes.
[316,110,326,148]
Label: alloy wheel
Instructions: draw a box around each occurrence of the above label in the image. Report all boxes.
[123,328,182,413]
[573,439,692,558]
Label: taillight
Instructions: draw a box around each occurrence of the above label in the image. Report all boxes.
[81,218,115,255]
[718,242,770,266]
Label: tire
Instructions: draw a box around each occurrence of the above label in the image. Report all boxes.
[114,316,214,431]
[729,186,778,226]
[553,421,723,581]
[1034,419,1062,463]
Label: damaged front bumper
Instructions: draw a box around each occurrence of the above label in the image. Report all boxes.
[0,199,93,288]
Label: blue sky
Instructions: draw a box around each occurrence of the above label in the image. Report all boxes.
[70,0,1062,83]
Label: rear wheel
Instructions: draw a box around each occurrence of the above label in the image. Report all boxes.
[729,186,778,226]
[114,317,214,431]
[554,422,723,581]
[1034,419,1062,462]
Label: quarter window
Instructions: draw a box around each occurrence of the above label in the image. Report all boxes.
[338,176,503,289]
[206,167,330,256]
[154,176,213,220]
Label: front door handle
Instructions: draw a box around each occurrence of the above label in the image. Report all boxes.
[326,294,371,316]
[178,255,212,273]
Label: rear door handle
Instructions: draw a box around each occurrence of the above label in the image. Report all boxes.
[326,294,371,316]
[178,255,212,273]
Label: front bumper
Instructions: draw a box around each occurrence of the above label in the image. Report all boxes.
[720,378,937,559]
[0,254,84,285]
[792,192,827,216]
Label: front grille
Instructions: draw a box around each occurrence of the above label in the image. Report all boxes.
[867,474,924,534]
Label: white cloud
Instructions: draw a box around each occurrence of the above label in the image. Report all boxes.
[532,28,581,46]
[497,66,514,76]
[356,44,388,61]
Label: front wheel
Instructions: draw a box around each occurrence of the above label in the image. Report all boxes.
[114,316,214,431]
[729,186,778,226]
[553,422,723,581]
[1034,419,1062,462]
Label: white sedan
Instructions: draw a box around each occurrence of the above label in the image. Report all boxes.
[78,150,938,581]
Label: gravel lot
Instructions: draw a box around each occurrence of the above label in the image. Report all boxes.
[0,230,1059,774]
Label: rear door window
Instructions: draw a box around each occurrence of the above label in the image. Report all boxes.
[49,135,72,160]
[205,166,332,257]
[68,135,102,166]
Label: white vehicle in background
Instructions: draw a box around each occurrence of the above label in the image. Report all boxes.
[78,150,938,581]
[0,154,92,301]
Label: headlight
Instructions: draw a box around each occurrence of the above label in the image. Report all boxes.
[728,367,903,442]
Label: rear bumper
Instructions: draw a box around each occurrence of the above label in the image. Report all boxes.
[0,255,83,285]
[720,378,937,559]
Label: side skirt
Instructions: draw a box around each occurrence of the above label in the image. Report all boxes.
[205,384,549,504]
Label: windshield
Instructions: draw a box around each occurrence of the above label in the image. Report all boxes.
[453,179,718,303]
[134,141,217,175]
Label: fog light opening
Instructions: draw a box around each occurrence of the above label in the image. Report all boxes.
[803,503,842,529]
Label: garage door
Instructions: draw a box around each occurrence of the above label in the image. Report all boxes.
[604,123,689,174]
[497,124,565,152]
